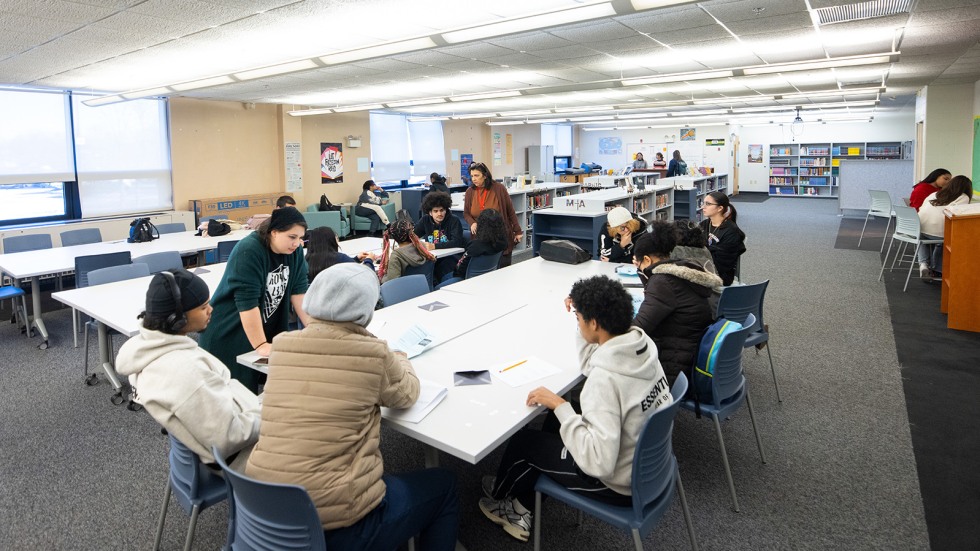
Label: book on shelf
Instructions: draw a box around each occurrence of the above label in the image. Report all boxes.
[381,378,447,424]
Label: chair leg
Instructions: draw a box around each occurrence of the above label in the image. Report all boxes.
[857,211,872,247]
[766,343,782,402]
[631,528,644,551]
[184,504,201,551]
[711,413,739,512]
[903,244,919,292]
[880,216,892,253]
[83,322,91,378]
[878,237,895,281]
[745,389,767,464]
[533,491,543,551]
[676,473,699,551]
[153,481,172,551]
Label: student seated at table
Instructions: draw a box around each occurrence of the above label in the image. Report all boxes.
[275,195,296,209]
[116,269,260,470]
[429,172,450,194]
[632,222,721,384]
[699,191,746,286]
[305,226,376,282]
[598,206,647,264]
[378,218,435,283]
[671,218,719,277]
[452,208,508,279]
[245,263,459,550]
[356,180,391,236]
[414,191,465,281]
[479,275,671,542]
[917,175,973,278]
[909,168,951,211]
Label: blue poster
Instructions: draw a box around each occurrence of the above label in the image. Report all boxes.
[460,153,473,185]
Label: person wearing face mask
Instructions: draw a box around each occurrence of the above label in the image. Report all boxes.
[632,221,721,384]
[199,206,312,393]
[598,206,647,263]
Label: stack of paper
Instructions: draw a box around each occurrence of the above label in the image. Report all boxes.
[492,356,562,388]
[382,379,447,423]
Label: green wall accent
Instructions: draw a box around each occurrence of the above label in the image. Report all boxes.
[974,116,980,196]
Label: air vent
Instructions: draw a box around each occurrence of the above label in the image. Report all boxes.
[813,0,912,25]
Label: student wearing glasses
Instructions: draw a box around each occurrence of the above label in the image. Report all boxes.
[463,162,522,267]
[698,191,745,286]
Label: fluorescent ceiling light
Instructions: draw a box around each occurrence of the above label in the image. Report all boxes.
[287,108,334,117]
[623,70,734,86]
[333,104,384,112]
[448,91,522,102]
[233,60,319,81]
[407,116,449,121]
[318,37,437,65]
[743,53,895,75]
[554,105,614,113]
[385,98,446,108]
[170,76,235,92]
[530,117,572,123]
[442,3,616,44]
[82,95,125,107]
[121,87,171,100]
[777,87,883,101]
[667,109,730,117]
[487,120,526,126]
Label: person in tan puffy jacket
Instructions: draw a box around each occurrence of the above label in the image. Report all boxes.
[245,262,458,550]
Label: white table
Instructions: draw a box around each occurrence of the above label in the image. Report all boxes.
[339,236,463,260]
[51,264,228,400]
[0,229,247,349]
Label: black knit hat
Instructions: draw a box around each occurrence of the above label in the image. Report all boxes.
[268,206,307,232]
[145,269,210,315]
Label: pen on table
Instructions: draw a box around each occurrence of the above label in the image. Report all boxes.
[500,359,527,373]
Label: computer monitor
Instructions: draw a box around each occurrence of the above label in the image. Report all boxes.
[553,156,572,173]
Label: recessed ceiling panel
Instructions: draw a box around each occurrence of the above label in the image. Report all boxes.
[546,20,638,43]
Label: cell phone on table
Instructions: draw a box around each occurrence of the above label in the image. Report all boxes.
[254,357,269,365]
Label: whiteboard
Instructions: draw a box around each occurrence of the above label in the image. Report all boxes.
[838,160,914,214]
[626,143,668,165]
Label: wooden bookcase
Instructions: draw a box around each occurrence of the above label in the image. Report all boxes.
[941,209,980,332]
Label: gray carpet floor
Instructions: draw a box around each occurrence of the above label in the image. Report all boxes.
[0,197,931,550]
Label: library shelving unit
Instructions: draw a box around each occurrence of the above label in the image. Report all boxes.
[451,182,580,253]
[531,183,674,259]
[658,174,729,222]
[767,142,902,198]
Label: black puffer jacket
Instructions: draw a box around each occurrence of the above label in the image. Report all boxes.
[633,259,722,382]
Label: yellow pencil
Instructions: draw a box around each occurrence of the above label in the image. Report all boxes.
[501,359,527,373]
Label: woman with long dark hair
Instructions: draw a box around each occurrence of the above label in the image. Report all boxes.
[305,226,376,282]
[463,162,522,267]
[698,191,745,286]
[453,209,509,279]
[666,150,688,177]
[909,168,952,211]
[917,175,973,278]
[199,206,311,392]
[378,218,435,283]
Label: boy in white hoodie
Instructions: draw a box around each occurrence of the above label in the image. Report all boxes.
[116,269,261,470]
[479,275,672,542]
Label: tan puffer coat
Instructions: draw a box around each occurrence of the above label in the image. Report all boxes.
[245,320,419,530]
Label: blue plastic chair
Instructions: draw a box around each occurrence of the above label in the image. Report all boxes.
[0,284,31,338]
[217,240,239,263]
[60,228,103,247]
[2,233,53,254]
[717,281,781,402]
[380,274,430,307]
[156,222,187,234]
[212,446,326,551]
[72,251,132,349]
[403,261,435,291]
[133,251,183,274]
[435,251,503,289]
[679,313,766,512]
[153,436,229,551]
[533,373,698,551]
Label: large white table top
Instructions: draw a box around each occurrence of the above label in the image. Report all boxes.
[339,237,462,259]
[0,229,250,279]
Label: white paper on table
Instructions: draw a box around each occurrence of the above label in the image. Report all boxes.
[492,355,562,388]
[382,379,447,423]
[390,324,437,358]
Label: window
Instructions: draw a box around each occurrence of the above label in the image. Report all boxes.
[369,113,411,184]
[542,124,573,157]
[0,90,74,224]
[408,120,446,182]
[72,96,172,218]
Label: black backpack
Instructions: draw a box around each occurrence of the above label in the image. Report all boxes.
[128,218,159,243]
[539,240,591,264]
[318,193,342,212]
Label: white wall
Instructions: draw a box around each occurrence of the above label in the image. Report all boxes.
[576,124,733,174]
[733,111,915,192]
[919,83,975,179]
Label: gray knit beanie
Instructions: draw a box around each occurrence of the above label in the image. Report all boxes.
[302,263,379,326]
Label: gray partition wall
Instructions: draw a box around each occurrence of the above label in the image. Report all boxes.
[838,159,914,217]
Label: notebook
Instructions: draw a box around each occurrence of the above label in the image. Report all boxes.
[382,379,447,423]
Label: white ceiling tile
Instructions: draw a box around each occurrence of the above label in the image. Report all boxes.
[647,25,733,46]
[485,32,575,52]
[723,12,814,35]
[438,42,519,59]
[700,0,809,23]
[0,0,115,21]
[618,6,718,34]
[546,20,639,43]
[529,44,606,61]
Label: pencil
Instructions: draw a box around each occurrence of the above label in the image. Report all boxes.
[500,359,527,373]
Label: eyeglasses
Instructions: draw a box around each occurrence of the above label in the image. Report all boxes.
[701,201,719,207]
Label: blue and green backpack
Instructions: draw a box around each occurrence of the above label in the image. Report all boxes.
[687,318,743,416]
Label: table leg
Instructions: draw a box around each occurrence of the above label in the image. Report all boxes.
[197,251,206,266]
[424,446,439,468]
[97,322,123,393]
[28,277,49,349]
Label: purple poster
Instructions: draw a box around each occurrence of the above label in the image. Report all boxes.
[460,153,473,186]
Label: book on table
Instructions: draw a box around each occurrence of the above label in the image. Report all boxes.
[382,379,447,423]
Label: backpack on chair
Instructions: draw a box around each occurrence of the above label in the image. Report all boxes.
[687,318,743,417]
[318,193,342,212]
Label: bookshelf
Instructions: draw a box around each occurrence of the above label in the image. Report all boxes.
[531,183,674,259]
[658,174,729,222]
[768,142,902,198]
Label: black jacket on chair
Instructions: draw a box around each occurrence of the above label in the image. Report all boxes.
[633,259,723,382]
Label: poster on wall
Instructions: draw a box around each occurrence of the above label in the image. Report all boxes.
[285,142,302,192]
[505,134,513,165]
[492,133,502,167]
[748,144,763,163]
[705,138,725,147]
[320,142,343,184]
[599,137,622,155]
[680,128,696,141]
[460,153,473,185]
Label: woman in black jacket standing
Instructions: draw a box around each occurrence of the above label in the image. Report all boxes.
[632,221,722,383]
[698,191,745,286]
